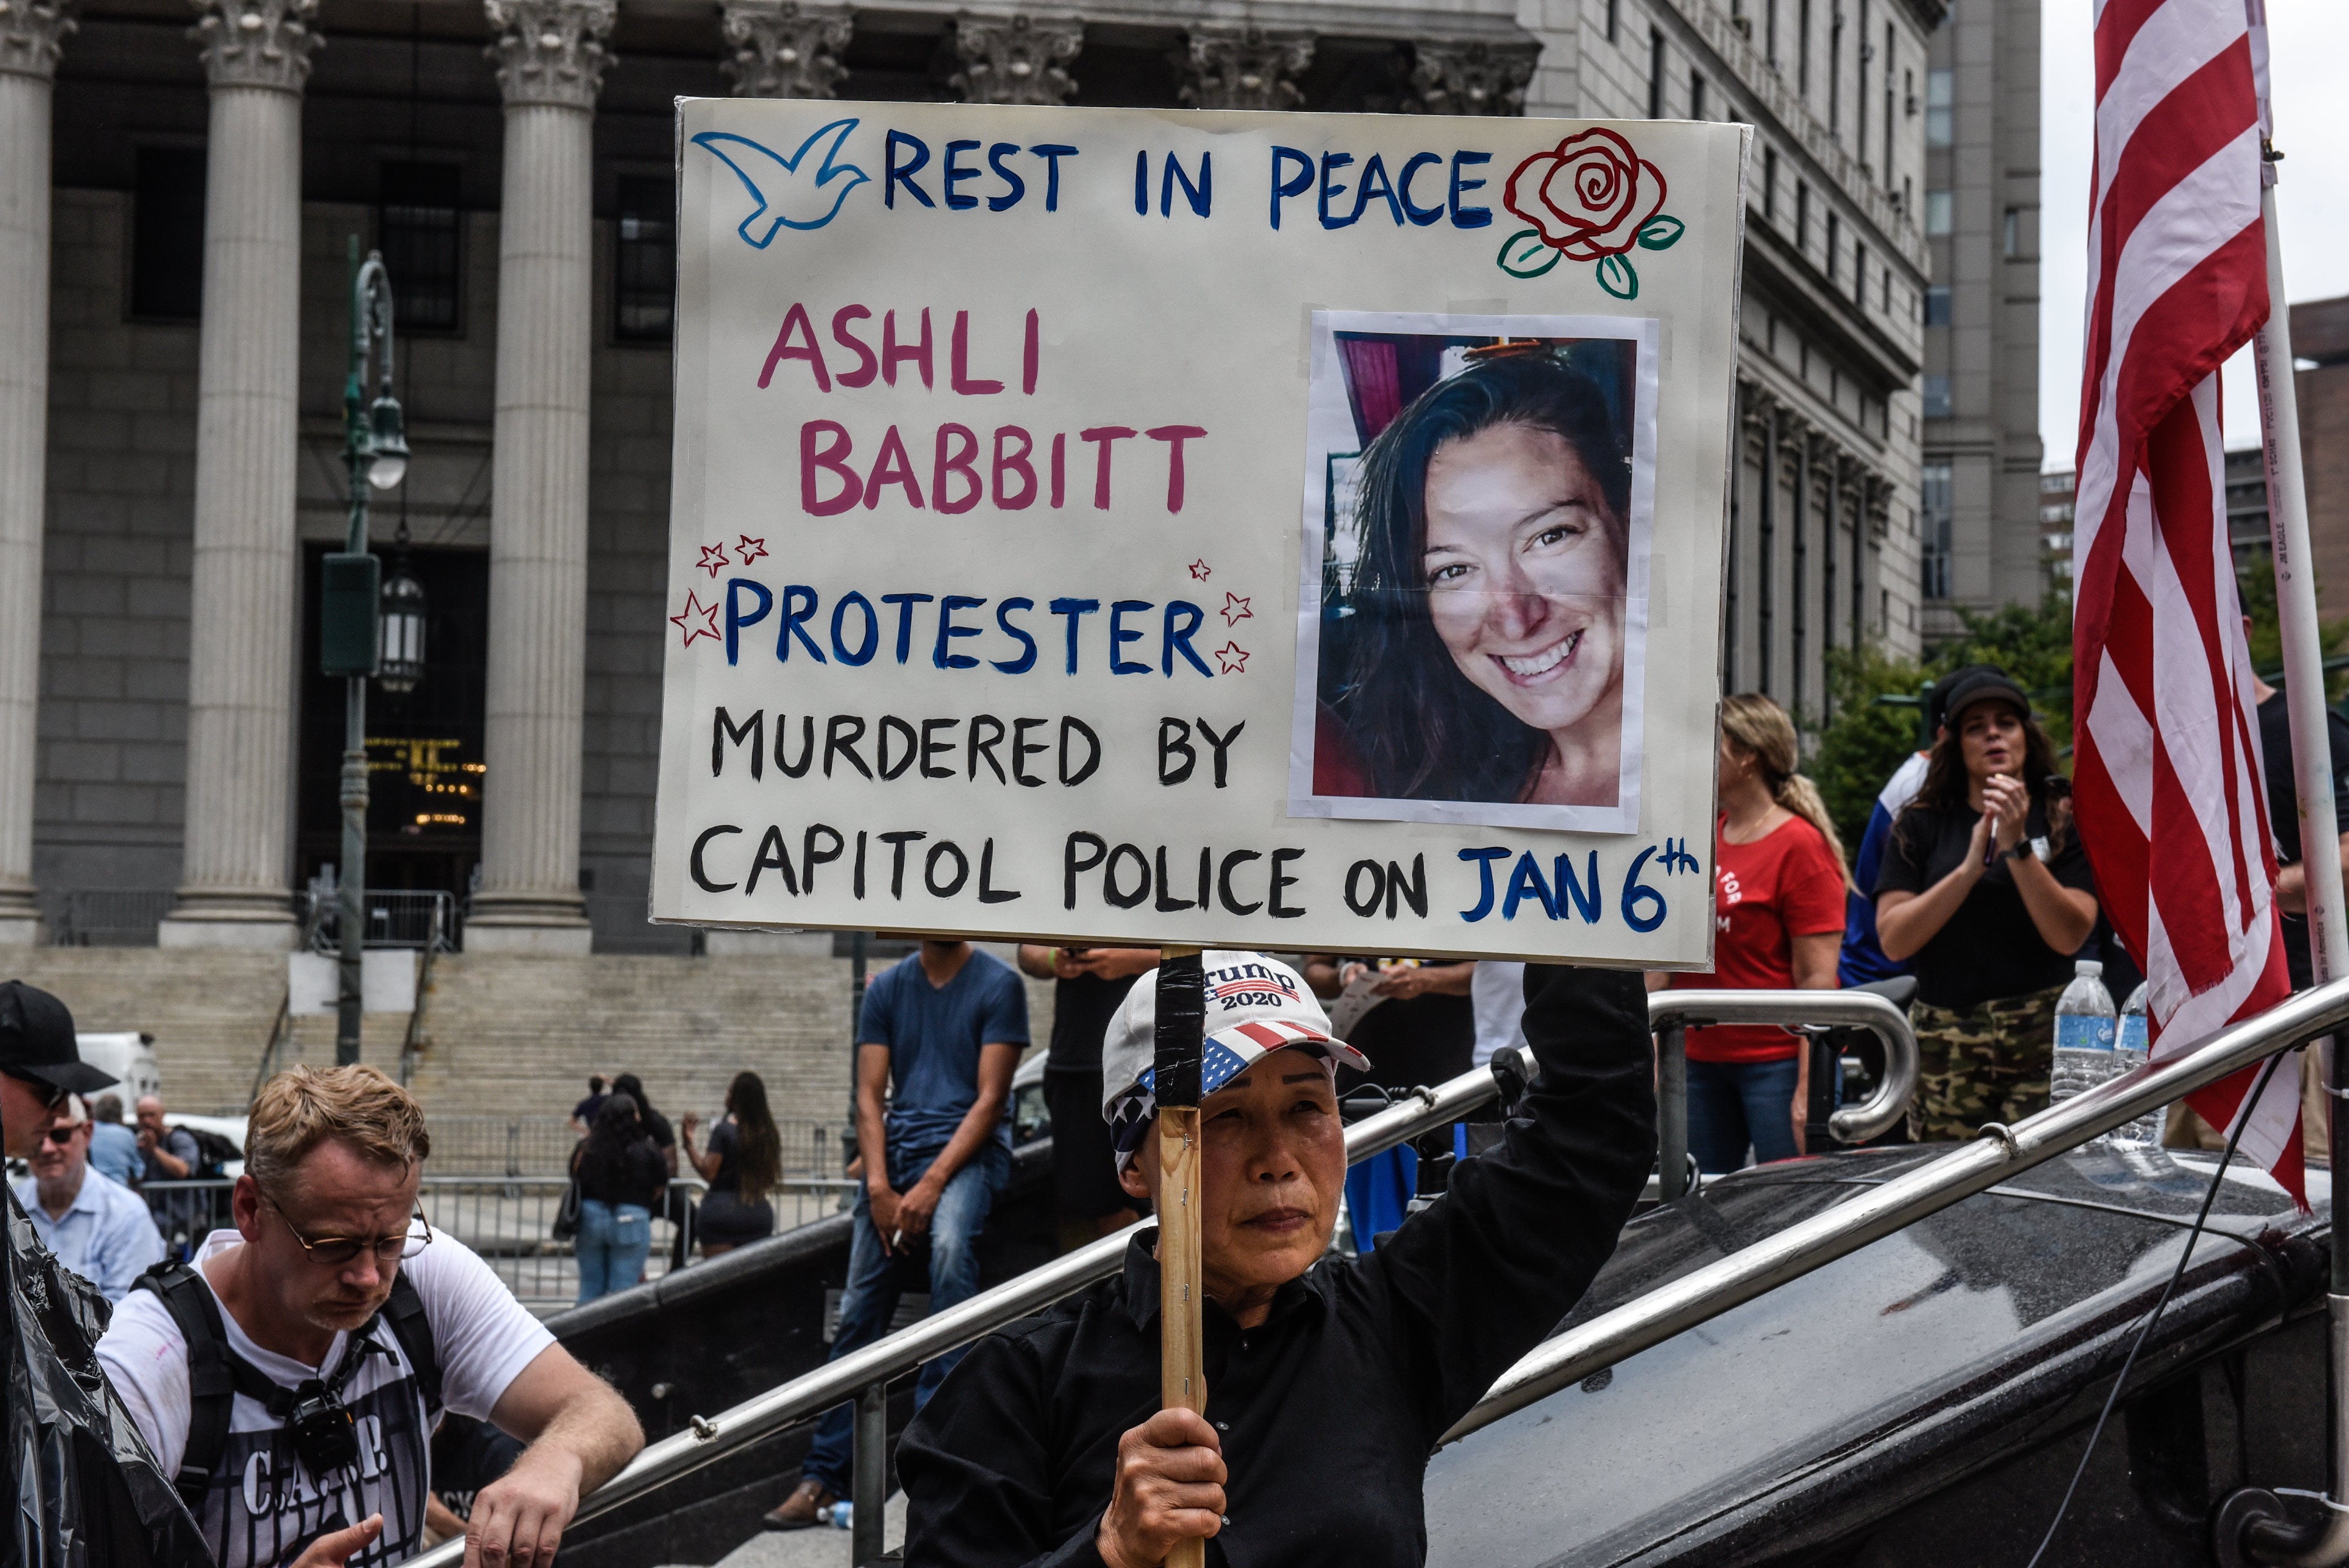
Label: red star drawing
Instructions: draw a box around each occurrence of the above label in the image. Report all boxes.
[1220,592,1253,627]
[1188,558,1213,581]
[736,534,769,567]
[1213,641,1250,674]
[696,543,731,578]
[670,590,721,648]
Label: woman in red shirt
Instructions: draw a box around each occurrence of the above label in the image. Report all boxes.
[1660,694,1851,1173]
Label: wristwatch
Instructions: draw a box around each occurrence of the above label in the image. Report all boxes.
[2004,836,2050,864]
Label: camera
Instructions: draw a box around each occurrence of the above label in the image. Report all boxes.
[286,1380,361,1476]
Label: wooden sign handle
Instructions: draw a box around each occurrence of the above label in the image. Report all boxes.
[1153,946,1207,1568]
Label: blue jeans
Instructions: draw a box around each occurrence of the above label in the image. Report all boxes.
[1687,1056,1803,1175]
[800,1140,1009,1495]
[574,1200,652,1305]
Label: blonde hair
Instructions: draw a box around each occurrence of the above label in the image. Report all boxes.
[1720,692,1855,891]
[245,1065,430,1193]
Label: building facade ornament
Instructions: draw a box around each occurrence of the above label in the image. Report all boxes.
[190,0,319,93]
[950,13,1081,106]
[1175,23,1311,112]
[720,0,850,100]
[1408,37,1536,116]
[0,0,75,81]
[484,0,614,110]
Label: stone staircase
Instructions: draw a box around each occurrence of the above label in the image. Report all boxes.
[402,950,861,1125]
[0,944,1054,1129]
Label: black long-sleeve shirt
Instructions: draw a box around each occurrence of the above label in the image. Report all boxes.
[896,963,1658,1568]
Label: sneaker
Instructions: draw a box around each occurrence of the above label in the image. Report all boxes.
[763,1478,839,1532]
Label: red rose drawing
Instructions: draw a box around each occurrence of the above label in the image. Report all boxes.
[1504,129,1668,262]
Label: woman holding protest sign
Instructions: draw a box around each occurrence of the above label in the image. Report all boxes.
[1317,345,1632,810]
[894,954,1654,1568]
[1873,668,2101,1141]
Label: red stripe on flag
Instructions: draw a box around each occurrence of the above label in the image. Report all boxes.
[2092,0,2175,100]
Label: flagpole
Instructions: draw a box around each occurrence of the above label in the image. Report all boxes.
[2252,173,2349,1006]
[2244,143,2349,1564]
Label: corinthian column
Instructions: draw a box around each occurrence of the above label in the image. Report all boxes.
[0,0,75,946]
[1175,25,1311,111]
[465,0,611,954]
[950,14,1082,106]
[720,0,850,99]
[159,0,319,950]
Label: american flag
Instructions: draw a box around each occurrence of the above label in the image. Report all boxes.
[2070,0,2301,1199]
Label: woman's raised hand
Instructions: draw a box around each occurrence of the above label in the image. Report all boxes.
[1981,774,2031,853]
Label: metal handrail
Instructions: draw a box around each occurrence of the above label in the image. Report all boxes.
[1651,989,1919,1144]
[404,988,1933,1563]
[1442,974,2349,1445]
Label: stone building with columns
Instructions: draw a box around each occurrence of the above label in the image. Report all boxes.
[0,0,1935,973]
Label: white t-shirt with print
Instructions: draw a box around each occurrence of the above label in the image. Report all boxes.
[97,1227,554,1568]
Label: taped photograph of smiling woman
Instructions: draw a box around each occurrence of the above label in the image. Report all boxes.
[1291,315,1658,832]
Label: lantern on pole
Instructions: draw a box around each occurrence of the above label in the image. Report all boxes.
[377,533,427,694]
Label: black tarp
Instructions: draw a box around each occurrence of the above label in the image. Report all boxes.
[5,1187,213,1567]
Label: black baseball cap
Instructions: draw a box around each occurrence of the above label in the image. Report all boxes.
[1934,665,2032,731]
[0,980,116,1097]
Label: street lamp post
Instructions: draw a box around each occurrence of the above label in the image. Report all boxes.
[327,238,409,1065]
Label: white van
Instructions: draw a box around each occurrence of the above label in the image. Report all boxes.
[73,1032,161,1107]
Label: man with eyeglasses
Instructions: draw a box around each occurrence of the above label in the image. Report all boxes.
[14,1091,165,1301]
[0,978,121,1160]
[98,1064,644,1568]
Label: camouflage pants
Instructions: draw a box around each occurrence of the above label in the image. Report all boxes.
[1907,982,2065,1143]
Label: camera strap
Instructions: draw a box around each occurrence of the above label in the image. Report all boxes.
[133,1263,442,1511]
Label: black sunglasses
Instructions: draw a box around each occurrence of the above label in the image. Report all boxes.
[41,1122,82,1148]
[1,1067,69,1111]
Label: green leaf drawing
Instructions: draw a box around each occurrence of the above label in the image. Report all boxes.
[1596,254,1639,300]
[1496,228,1562,279]
[1637,214,1685,251]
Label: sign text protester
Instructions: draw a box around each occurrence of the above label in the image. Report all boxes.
[654,103,1746,966]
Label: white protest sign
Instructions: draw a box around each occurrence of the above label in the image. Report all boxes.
[654,103,1745,966]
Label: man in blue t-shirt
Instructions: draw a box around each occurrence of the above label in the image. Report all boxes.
[771,937,1028,1529]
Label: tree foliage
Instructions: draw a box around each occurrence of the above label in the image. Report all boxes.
[1803,557,2349,854]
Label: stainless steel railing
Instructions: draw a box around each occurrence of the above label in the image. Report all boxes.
[1649,988,1918,1200]
[406,988,1927,1566]
[1442,974,2349,1443]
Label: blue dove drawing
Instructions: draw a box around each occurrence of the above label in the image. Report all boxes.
[692,119,870,245]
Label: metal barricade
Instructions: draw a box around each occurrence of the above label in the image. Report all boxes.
[303,887,462,952]
[130,1173,858,1311]
[422,1116,850,1180]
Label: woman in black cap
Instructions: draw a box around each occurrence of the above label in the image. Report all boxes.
[1874,667,2101,1139]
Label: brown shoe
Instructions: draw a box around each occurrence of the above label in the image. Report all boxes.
[763,1478,839,1531]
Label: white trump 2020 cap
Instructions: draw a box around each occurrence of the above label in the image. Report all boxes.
[1099,952,1369,1169]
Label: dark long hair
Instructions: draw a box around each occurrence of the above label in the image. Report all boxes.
[1896,697,2072,856]
[724,1071,780,1207]
[1341,349,1632,802]
[583,1093,644,1169]
[610,1073,657,1125]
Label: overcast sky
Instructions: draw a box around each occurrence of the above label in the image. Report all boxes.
[2037,0,2349,469]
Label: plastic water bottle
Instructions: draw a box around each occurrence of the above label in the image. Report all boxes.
[2051,960,2118,1113]
[2109,983,2166,1149]
[823,1500,854,1530]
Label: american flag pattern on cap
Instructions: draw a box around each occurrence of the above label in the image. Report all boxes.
[1099,953,1368,1169]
